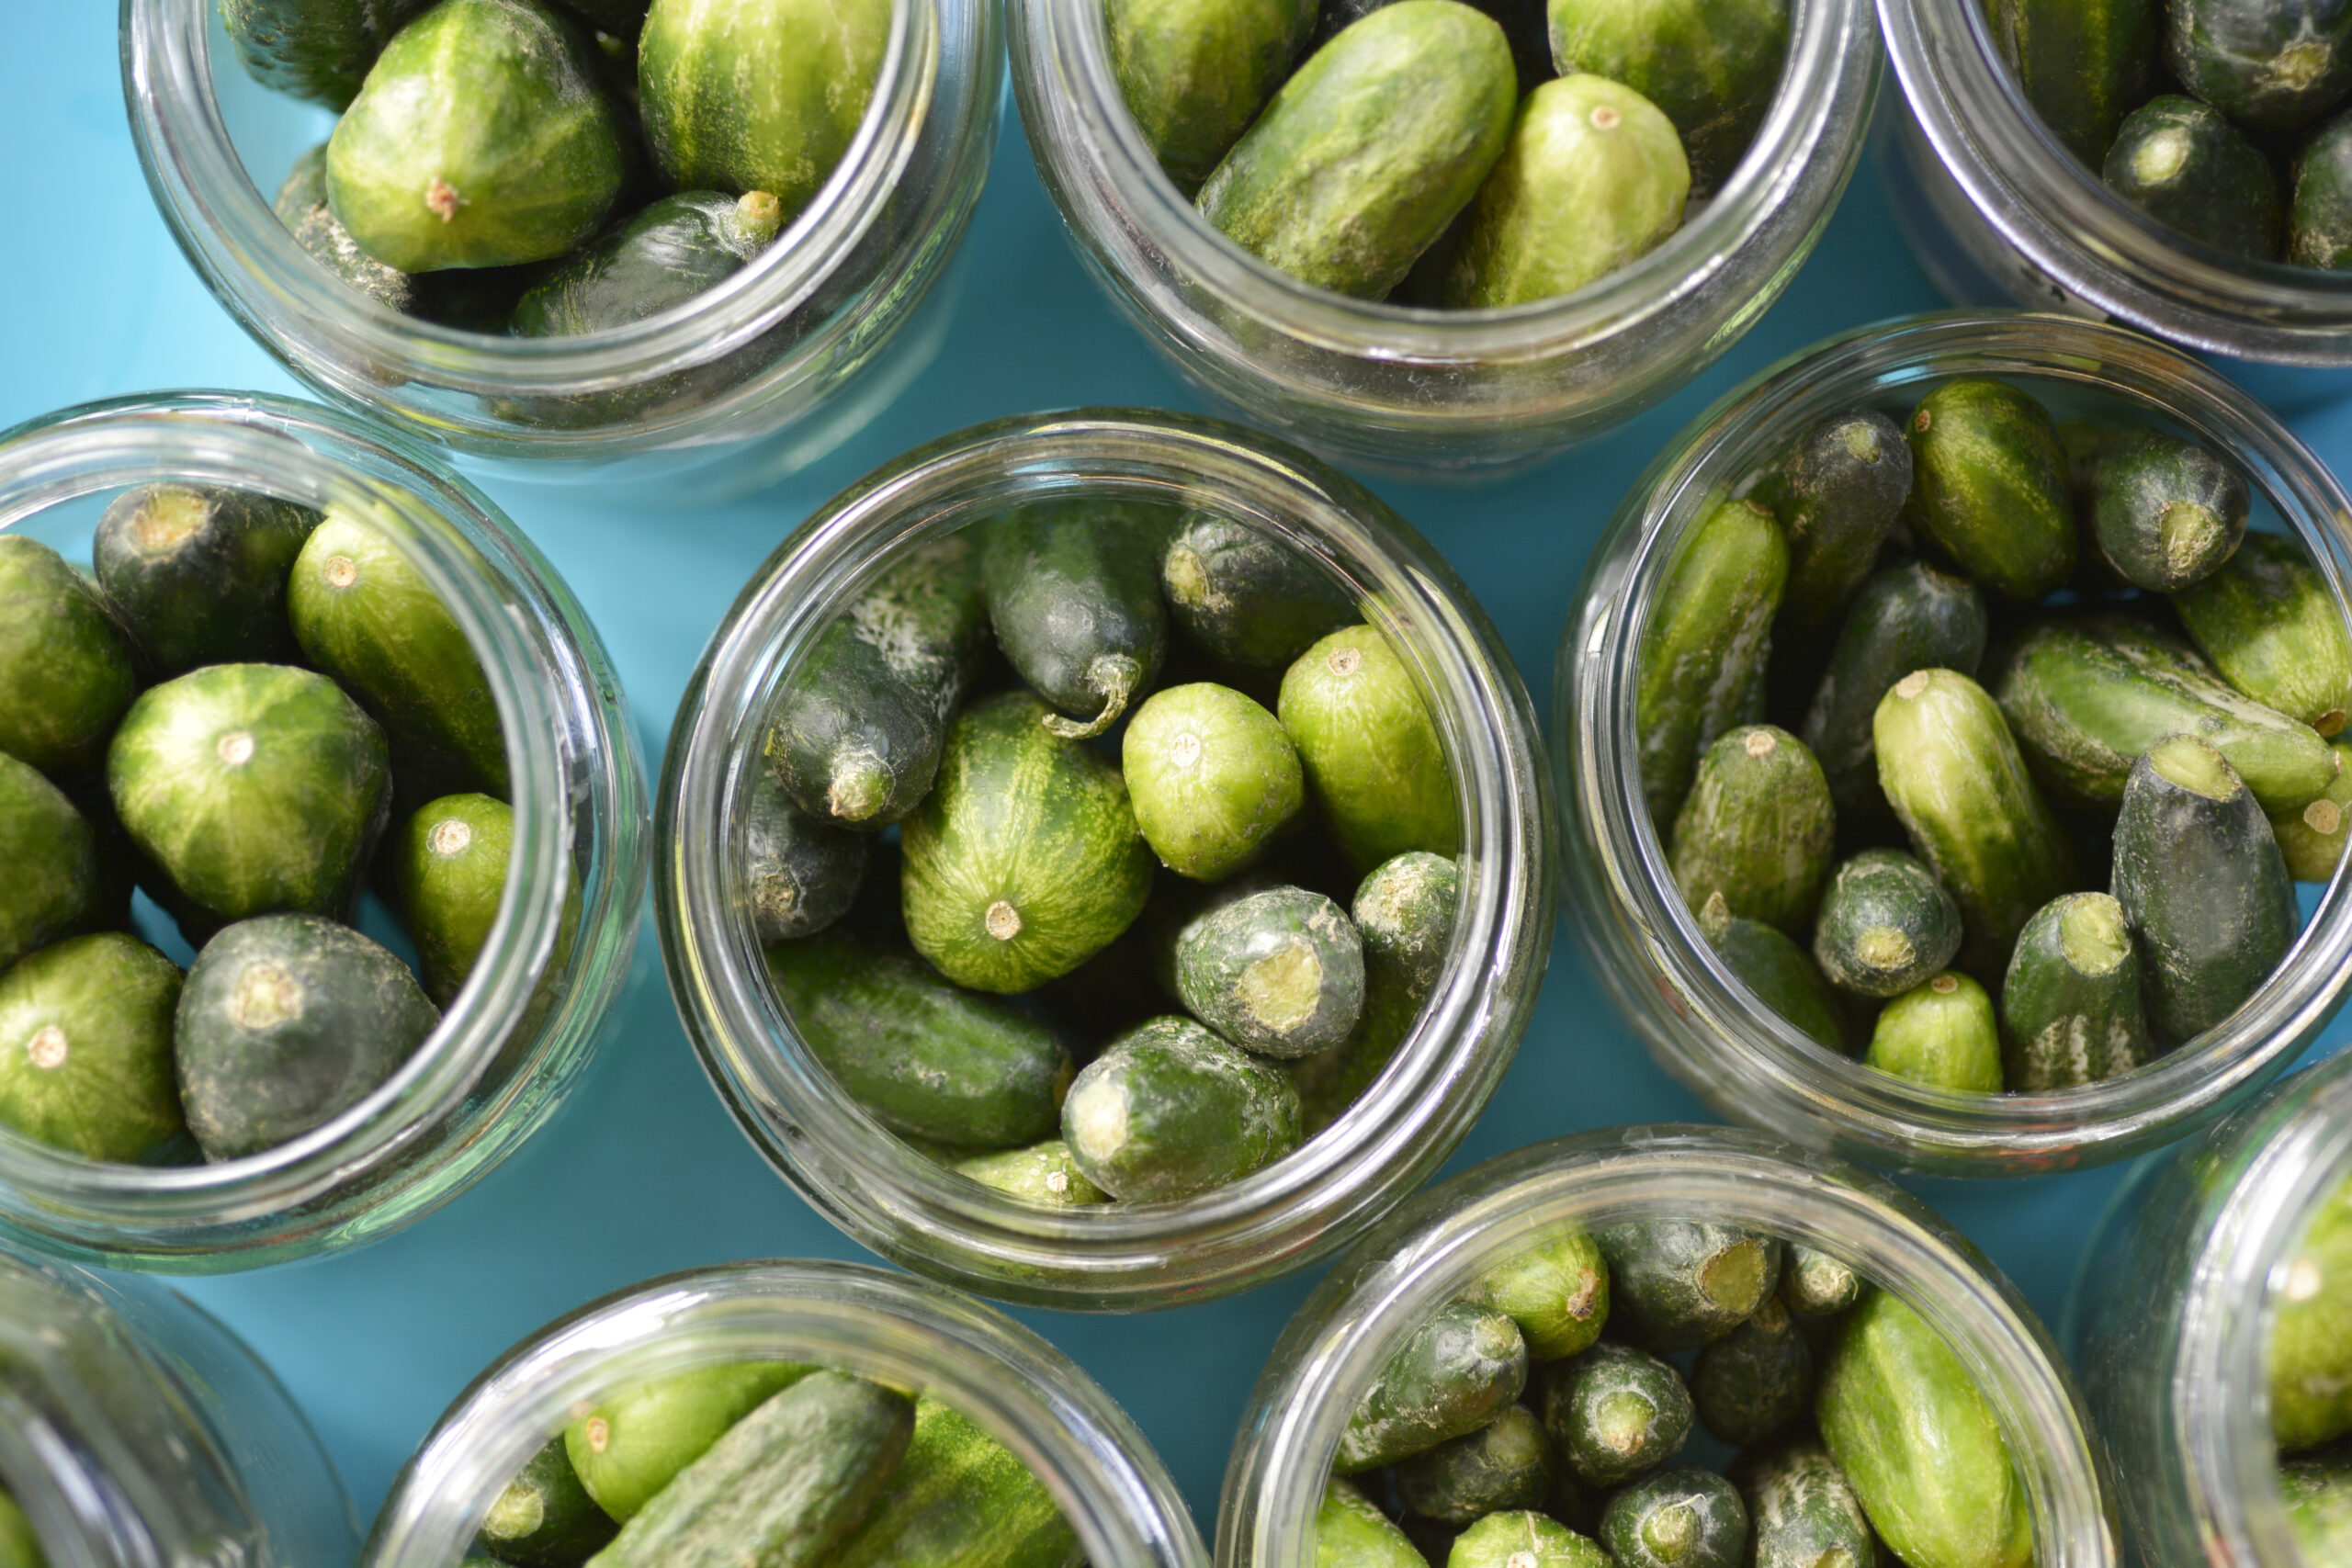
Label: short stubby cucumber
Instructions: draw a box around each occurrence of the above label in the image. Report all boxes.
[2292,110,2352,267]
[565,1361,812,1521]
[1314,1477,1426,1568]
[826,1397,1081,1568]
[2273,1173,2352,1450]
[1335,1295,1527,1472]
[1171,883,1364,1056]
[1736,1439,1875,1568]
[1447,1510,1610,1568]
[1867,972,2004,1094]
[1469,1227,1610,1359]
[743,767,866,943]
[394,792,580,1017]
[1811,848,1962,999]
[1798,561,1987,817]
[1689,1293,1811,1446]
[0,934,186,1163]
[0,536,141,779]
[2084,428,2248,592]
[1394,1402,1555,1523]
[477,1437,619,1568]
[0,754,104,975]
[1544,0,1789,192]
[1668,724,1834,934]
[2165,0,2352,131]
[1542,1339,1693,1487]
[1279,625,1458,869]
[949,1140,1110,1206]
[1107,0,1318,191]
[1122,682,1304,880]
[2102,95,2282,257]
[512,190,786,335]
[1780,1244,1864,1317]
[1286,849,1460,1130]
[1758,408,1914,659]
[982,502,1171,739]
[1060,1015,1302,1200]
[1598,1466,1748,1568]
[1636,496,1788,826]
[1904,379,2075,601]
[276,141,422,310]
[223,0,429,107]
[1697,892,1846,1050]
[2175,532,2352,737]
[1598,1218,1781,1349]
[1998,892,2154,1090]
[94,483,318,675]
[1159,513,1355,672]
[2274,740,2352,881]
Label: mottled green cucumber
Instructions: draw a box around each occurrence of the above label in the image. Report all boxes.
[1998,892,2154,1090]
[1636,496,1789,827]
[1697,892,1848,1050]
[2273,740,2352,881]
[1541,1339,1693,1487]
[1196,1,1516,299]
[1286,850,1459,1131]
[2291,109,2352,268]
[1598,1218,1782,1349]
[566,1362,813,1522]
[1758,409,1914,659]
[2084,429,2248,592]
[1337,1297,1528,1472]
[1395,1403,1555,1524]
[512,190,786,335]
[2176,531,2352,737]
[95,484,318,674]
[1799,562,1987,818]
[1984,0,2160,165]
[1279,626,1458,869]
[1866,972,2004,1094]
[1690,1293,1811,1446]
[831,1398,1080,1568]
[0,1493,39,1568]
[743,767,866,942]
[2166,0,2352,131]
[2110,734,2298,1042]
[0,934,185,1163]
[1599,1467,1747,1568]
[2270,1172,2352,1451]
[1468,1228,1609,1359]
[1447,1511,1609,1568]
[222,0,427,107]
[1780,1245,1864,1318]
[1061,1015,1301,1200]
[1736,1440,1875,1568]
[1811,849,1962,999]
[2283,1442,2352,1557]
[1108,0,1317,191]
[983,502,1171,739]
[1314,1477,1427,1568]
[1668,724,1834,933]
[950,1140,1110,1206]
[1545,0,1789,193]
[1170,883,1364,1056]
[2103,96,2283,257]
[0,536,140,779]
[477,1437,618,1568]
[0,754,104,976]
[1160,513,1356,672]
[1123,682,1304,880]
[276,141,421,310]
[1904,379,2075,600]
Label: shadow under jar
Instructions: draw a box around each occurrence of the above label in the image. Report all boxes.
[657,408,1553,1310]
[1557,310,2352,1178]
[120,0,999,503]
[1008,0,1880,483]
[1218,1124,2119,1567]
[0,392,646,1269]
[0,1243,356,1568]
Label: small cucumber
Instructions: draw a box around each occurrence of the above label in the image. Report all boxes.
[2273,739,2352,881]
[2283,1443,2352,1557]
[1689,1293,1811,1446]
[1286,850,1459,1131]
[0,754,104,975]
[565,1362,812,1522]
[827,1398,1080,1568]
[764,934,1072,1149]
[1467,1227,1610,1359]
[1811,849,1963,1000]
[1904,380,2075,601]
[222,0,427,107]
[512,191,786,335]
[2083,429,2248,592]
[1997,892,2154,1090]
[276,141,422,310]
[949,1140,1110,1207]
[1394,1403,1555,1524]
[1171,883,1365,1057]
[1865,972,2004,1094]
[1697,892,1848,1050]
[2102,96,2283,257]
[1447,1512,1608,1568]
[0,536,141,780]
[1983,0,2160,165]
[1668,724,1834,934]
[1107,0,1318,191]
[1598,1467,1747,1568]
[94,484,318,675]
[1335,1297,1528,1473]
[1160,513,1355,673]
[1736,1440,1875,1568]
[1596,1218,1781,1350]
[477,1437,617,1568]
[743,768,866,943]
[2272,1173,2352,1450]
[1874,669,2077,981]
[1798,561,1988,818]
[2166,0,2352,131]
[1060,1015,1302,1200]
[982,502,1171,739]
[1314,1477,1427,1568]
[1540,1339,1693,1487]
[1779,1244,1864,1318]
[2291,109,2352,267]
[0,1493,38,1568]
[2109,733,2298,1042]
[0,933,184,1163]
[1816,1290,2032,1568]
[1758,409,1914,660]
[175,913,439,1161]
[1123,682,1305,881]
[1279,626,1458,870]
[1544,0,1789,193]
[901,693,1154,993]
[1196,1,1516,299]
[2175,531,2352,738]
[1636,497,1789,827]
[394,793,580,1017]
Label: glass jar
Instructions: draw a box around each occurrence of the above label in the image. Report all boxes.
[1555,310,2352,1178]
[2072,1051,2352,1566]
[1007,0,1879,482]
[366,1258,1206,1568]
[1218,1123,2119,1564]
[121,0,1000,503]
[0,391,648,1269]
[657,408,1554,1309]
[0,1242,356,1567]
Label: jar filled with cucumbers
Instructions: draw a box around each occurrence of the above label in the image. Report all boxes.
[1219,1125,2117,1568]
[123,0,998,497]
[1561,311,2352,1176]
[0,392,645,1269]
[366,1259,1207,1568]
[659,409,1552,1308]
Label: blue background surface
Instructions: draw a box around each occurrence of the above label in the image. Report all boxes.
[11,5,2352,1544]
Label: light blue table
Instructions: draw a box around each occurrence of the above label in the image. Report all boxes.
[8,6,2352,1541]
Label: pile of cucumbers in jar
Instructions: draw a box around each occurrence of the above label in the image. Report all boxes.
[466,1360,1080,1568]
[1320,1221,2030,1568]
[1992,0,2352,264]
[0,484,539,1165]
[2272,1168,2352,1556]
[222,0,877,337]
[749,503,1462,1205]
[1641,376,2352,1094]
[1106,0,1786,305]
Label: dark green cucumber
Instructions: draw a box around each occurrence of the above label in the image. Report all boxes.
[1799,561,1988,818]
[2274,739,2352,880]
[1865,972,2004,1094]
[94,483,318,676]
[1736,1440,1875,1568]
[512,191,786,335]
[1060,1015,1302,1200]
[1811,849,1962,999]
[0,1492,38,1568]
[1544,0,1789,194]
[1816,1290,2032,1568]
[2273,1173,2352,1450]
[828,1398,1080,1568]
[2175,531,2352,737]
[107,664,391,928]
[1447,1511,1609,1568]
[222,0,427,107]
[1160,513,1356,672]
[1698,892,1848,1050]
[2110,734,2298,1042]
[766,535,989,829]
[1598,1467,1747,1568]
[1313,1477,1427,1568]
[1123,682,1304,880]
[742,767,865,943]
[0,933,184,1162]
[0,536,140,779]
[1335,1297,1528,1472]
[1758,409,1914,661]
[1170,883,1364,1056]
[1286,850,1460,1131]
[276,141,422,310]
[2166,0,2352,131]
[2291,109,2352,268]
[1541,1339,1693,1487]
[587,1372,911,1568]
[1637,496,1789,827]
[950,1139,1110,1206]
[1984,0,2160,165]
[2103,96,2284,257]
[175,913,438,1160]
[1279,626,1458,869]
[1904,379,2075,600]
[2083,429,2248,592]
[1779,1244,1864,1318]
[566,1362,813,1522]
[1469,1227,1610,1359]
[0,754,104,975]
[1998,892,2154,1090]
[1597,1218,1781,1349]
[1668,724,1834,933]
[982,501,1172,739]
[1394,1403,1555,1524]
[478,1437,618,1568]
[764,933,1072,1148]
[1196,1,1516,299]
[900,692,1154,992]
[1875,669,2077,980]
[2283,1442,2352,1557]
[1107,0,1318,191]
[1689,1293,1811,1446]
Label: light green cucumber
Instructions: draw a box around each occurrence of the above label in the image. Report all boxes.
[1689,1293,1811,1446]
[1336,1296,1528,1472]
[1170,883,1364,1057]
[1798,561,1987,818]
[1541,1339,1693,1487]
[1123,682,1304,880]
[0,535,140,779]
[1468,1227,1609,1359]
[1394,1403,1555,1524]
[2084,428,2248,592]
[1061,1015,1301,1200]
[2175,531,2352,738]
[1447,1511,1608,1568]
[1635,496,1788,827]
[1598,1466,1748,1568]
[2270,1170,2352,1451]
[1698,892,1848,1051]
[476,1436,618,1568]
[1597,1217,1781,1349]
[2273,740,2352,881]
[950,1140,1110,1206]
[1544,0,1788,192]
[1668,724,1834,933]
[1904,379,2075,601]
[1811,849,1963,1000]
[1866,972,2004,1094]
[565,1361,815,1521]
[827,1399,1081,1568]
[1997,892,2154,1090]
[1107,0,1317,191]
[1278,626,1458,870]
[1286,850,1460,1131]
[1314,1476,1427,1568]
[0,753,104,976]
[2282,1442,2352,1558]
[0,934,185,1163]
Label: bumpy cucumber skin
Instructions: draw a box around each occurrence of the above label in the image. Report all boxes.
[0,934,185,1163]
[0,1492,39,1568]
[950,1139,1110,1206]
[2283,1443,2352,1556]
[1197,1,1516,299]
[1984,0,2160,164]
[2274,739,2352,880]
[1599,1466,1748,1568]
[513,190,784,335]
[1817,1291,2032,1568]
[743,768,866,942]
[1061,1015,1302,1200]
[1598,1218,1782,1350]
[1736,1439,1876,1568]
[175,913,439,1161]
[1541,1339,1693,1487]
[1443,74,1690,308]
[95,485,318,676]
[1160,513,1356,672]
[1780,1244,1864,1317]
[566,1362,813,1522]
[223,0,426,107]
[0,754,104,976]
[2166,0,2352,131]
[2270,1172,2352,1450]
[1905,380,2076,601]
[1690,1294,1812,1446]
[0,536,141,780]
[1636,497,1789,827]
[2176,532,2352,737]
[1811,849,1963,1000]
[2082,429,2248,592]
[1469,1227,1610,1359]
[765,933,1072,1148]
[2109,737,2298,1042]
[1395,1402,1555,1524]
[1123,682,1304,881]
[2102,96,2283,257]
[1279,626,1459,870]
[1866,972,2005,1094]
[1668,725,1834,934]
[1800,562,1987,818]
[277,142,423,310]
[1314,1477,1427,1568]
[1998,892,2153,1090]
[1759,409,1914,658]
[477,1437,618,1568]
[983,502,1172,738]
[1545,0,1788,193]
[1698,893,1848,1050]
[1108,0,1317,191]
[2292,109,2352,267]
[1172,884,1364,1056]
[1446,1510,1610,1568]
[1286,850,1460,1131]
[830,1398,1080,1568]
[1337,1297,1528,1472]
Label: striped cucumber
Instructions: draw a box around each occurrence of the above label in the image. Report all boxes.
[1668,724,1835,933]
[1636,496,1789,826]
[2174,531,2352,738]
[827,1399,1080,1568]
[1904,380,2075,601]
[2083,428,2248,592]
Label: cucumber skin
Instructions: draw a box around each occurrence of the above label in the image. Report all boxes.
[566,1363,813,1522]
[1469,1227,1609,1359]
[0,934,186,1163]
[1800,562,1987,819]
[1393,1402,1555,1524]
[1159,513,1355,672]
[1759,409,1914,657]
[0,753,105,976]
[1598,1467,1747,1568]
[1905,380,2076,601]
[2083,429,2248,593]
[1448,1510,1610,1568]
[1172,883,1364,1057]
[2166,0,2352,131]
[949,1140,1110,1206]
[1279,626,1459,870]
[1286,850,1460,1131]
[828,1399,1082,1568]
[1866,973,2005,1094]
[1313,1477,1427,1568]
[742,768,866,943]
[2283,1444,2352,1557]
[0,1492,39,1568]
[1668,724,1835,934]
[2102,96,2283,257]
[0,536,141,780]
[1108,0,1318,192]
[2274,740,2352,881]
[764,933,1072,1149]
[1984,0,2160,165]
[1544,0,1790,194]
[1597,1218,1781,1350]
[1699,895,1848,1050]
[2270,1174,2352,1451]
[982,502,1171,737]
[512,191,784,337]
[477,1437,618,1568]
[1736,1440,1876,1568]
[2175,532,2352,737]
[1812,849,1963,1000]
[1541,1339,1694,1487]
[1060,1015,1302,1200]
[2291,110,2352,268]
[276,142,422,311]
[1122,682,1304,882]
[1336,1297,1528,1473]
[94,485,319,676]
[1197,1,1517,299]
[222,0,426,107]
[1998,892,2154,1090]
[1689,1294,1811,1446]
[1780,1245,1864,1317]
[1636,497,1789,828]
